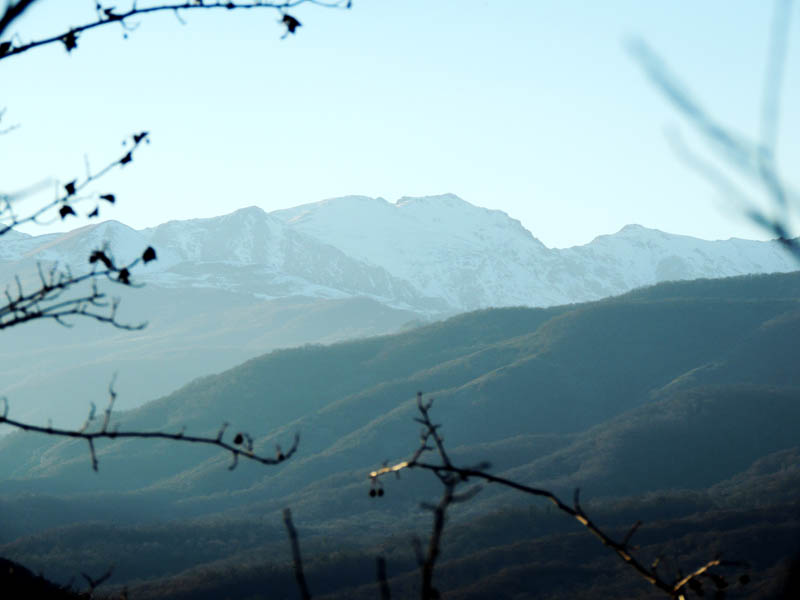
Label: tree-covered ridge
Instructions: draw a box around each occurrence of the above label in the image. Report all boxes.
[0,270,798,597]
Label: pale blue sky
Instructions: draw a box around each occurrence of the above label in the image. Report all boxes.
[3,1,799,247]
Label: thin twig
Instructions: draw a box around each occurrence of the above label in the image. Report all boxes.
[1,131,149,237]
[760,0,794,156]
[0,0,350,61]
[0,252,155,331]
[628,7,800,262]
[370,393,747,599]
[0,0,37,38]
[0,391,298,472]
[283,508,312,600]
[81,566,114,598]
[376,556,391,600]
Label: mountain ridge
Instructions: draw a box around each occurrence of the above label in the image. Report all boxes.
[3,194,797,315]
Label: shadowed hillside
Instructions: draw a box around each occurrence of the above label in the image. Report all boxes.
[0,271,798,597]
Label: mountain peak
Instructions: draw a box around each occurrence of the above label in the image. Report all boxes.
[584,224,667,244]
[273,196,392,225]
[308,195,391,209]
[221,205,272,226]
[618,224,658,235]
[230,205,267,217]
[3,196,796,315]
[395,193,467,207]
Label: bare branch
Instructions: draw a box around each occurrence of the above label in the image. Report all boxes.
[0,131,149,237]
[370,393,748,600]
[420,483,452,600]
[283,508,312,600]
[622,520,643,548]
[0,107,19,135]
[81,565,114,597]
[628,39,760,178]
[0,392,299,471]
[0,251,156,331]
[760,0,794,156]
[629,11,800,262]
[0,0,38,39]
[0,1,351,62]
[376,556,391,600]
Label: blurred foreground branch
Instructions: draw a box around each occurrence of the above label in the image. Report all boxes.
[0,132,158,330]
[629,0,799,260]
[1,131,150,235]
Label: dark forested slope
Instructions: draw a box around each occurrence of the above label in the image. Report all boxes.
[0,271,798,597]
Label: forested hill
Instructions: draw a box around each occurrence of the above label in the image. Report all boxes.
[0,270,799,598]
[4,197,798,432]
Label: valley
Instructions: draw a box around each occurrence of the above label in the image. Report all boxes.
[1,271,798,598]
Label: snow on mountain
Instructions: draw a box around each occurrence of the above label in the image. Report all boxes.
[0,207,440,312]
[1,195,797,315]
[0,221,161,293]
[19,220,157,266]
[0,229,35,261]
[553,224,799,301]
[141,207,440,309]
[273,194,798,309]
[143,206,279,267]
[2,197,796,426]
[272,194,562,308]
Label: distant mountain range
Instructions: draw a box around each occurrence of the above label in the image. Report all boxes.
[1,194,797,428]
[4,194,798,314]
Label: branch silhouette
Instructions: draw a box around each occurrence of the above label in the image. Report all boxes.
[81,566,114,598]
[283,508,313,600]
[1,131,149,235]
[0,251,157,331]
[0,131,158,331]
[376,556,391,600]
[369,392,749,600]
[0,107,19,135]
[0,0,351,61]
[0,381,299,472]
[0,0,36,39]
[0,0,334,595]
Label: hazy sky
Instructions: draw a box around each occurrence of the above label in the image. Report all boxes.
[3,1,799,247]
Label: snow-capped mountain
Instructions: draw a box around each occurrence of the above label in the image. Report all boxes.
[2,193,798,425]
[553,224,799,301]
[2,194,798,315]
[273,194,563,307]
[3,207,443,313]
[140,207,442,309]
[273,194,798,309]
